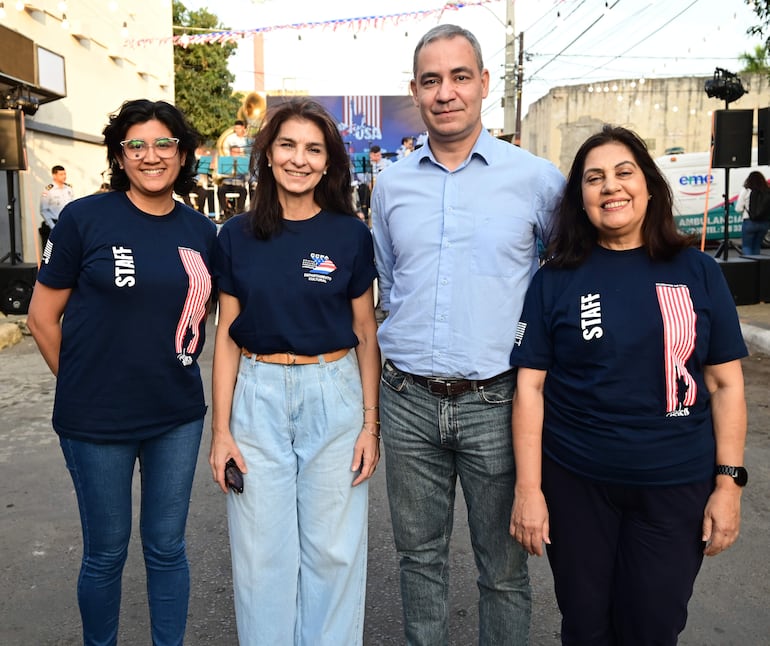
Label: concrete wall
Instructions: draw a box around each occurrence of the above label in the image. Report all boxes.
[1,1,174,263]
[522,73,770,175]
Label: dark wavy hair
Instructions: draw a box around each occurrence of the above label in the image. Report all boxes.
[744,170,769,193]
[247,98,354,240]
[102,99,199,194]
[548,125,694,267]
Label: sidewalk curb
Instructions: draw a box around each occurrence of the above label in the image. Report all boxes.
[741,323,770,356]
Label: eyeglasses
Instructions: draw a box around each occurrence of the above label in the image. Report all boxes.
[119,137,180,160]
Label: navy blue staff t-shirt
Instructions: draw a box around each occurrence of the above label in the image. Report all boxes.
[510,245,747,486]
[37,191,217,441]
[214,211,377,356]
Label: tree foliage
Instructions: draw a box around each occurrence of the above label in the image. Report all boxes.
[746,0,770,57]
[739,45,770,74]
[173,0,242,143]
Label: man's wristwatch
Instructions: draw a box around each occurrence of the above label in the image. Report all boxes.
[715,465,748,487]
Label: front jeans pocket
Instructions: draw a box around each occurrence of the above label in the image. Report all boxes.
[380,359,410,393]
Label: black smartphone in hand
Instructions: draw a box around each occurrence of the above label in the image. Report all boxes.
[224,458,244,494]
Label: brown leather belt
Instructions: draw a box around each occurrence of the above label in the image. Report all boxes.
[408,368,516,396]
[241,348,348,365]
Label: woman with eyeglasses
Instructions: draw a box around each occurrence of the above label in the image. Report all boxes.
[27,99,217,646]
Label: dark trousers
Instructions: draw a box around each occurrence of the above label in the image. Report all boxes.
[184,185,213,215]
[39,222,52,252]
[218,185,246,218]
[542,456,711,646]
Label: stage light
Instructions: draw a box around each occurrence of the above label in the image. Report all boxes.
[704,67,746,104]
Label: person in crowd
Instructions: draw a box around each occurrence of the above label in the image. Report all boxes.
[367,144,392,188]
[216,144,248,220]
[26,99,217,646]
[183,146,214,216]
[509,124,747,645]
[222,119,249,155]
[39,164,74,249]
[209,97,380,645]
[396,135,415,160]
[371,24,565,645]
[735,170,770,255]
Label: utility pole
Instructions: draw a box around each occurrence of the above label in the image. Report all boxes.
[514,31,524,145]
[503,0,516,135]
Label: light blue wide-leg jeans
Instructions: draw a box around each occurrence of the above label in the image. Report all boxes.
[227,351,368,646]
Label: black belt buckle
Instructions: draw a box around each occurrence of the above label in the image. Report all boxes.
[426,378,471,396]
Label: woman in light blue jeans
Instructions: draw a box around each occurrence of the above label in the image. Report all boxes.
[209,98,381,645]
[736,170,770,255]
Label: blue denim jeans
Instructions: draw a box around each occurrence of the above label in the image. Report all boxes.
[228,351,368,646]
[741,218,770,256]
[380,360,531,646]
[59,418,203,646]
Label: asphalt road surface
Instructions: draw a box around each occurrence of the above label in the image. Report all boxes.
[1,324,768,645]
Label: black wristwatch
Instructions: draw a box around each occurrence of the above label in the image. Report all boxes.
[715,465,748,487]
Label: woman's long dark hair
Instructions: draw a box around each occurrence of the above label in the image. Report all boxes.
[744,170,769,193]
[247,98,354,240]
[548,125,694,267]
[103,99,199,195]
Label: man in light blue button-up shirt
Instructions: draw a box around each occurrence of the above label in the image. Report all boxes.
[372,24,565,646]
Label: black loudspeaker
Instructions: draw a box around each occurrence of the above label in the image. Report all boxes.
[712,109,753,169]
[742,254,770,302]
[758,107,770,166]
[0,109,28,171]
[715,257,759,306]
[0,263,37,314]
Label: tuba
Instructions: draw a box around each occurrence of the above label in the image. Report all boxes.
[215,92,267,157]
[238,91,267,136]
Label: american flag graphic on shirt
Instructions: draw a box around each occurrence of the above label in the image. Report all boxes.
[174,247,211,365]
[655,283,697,414]
[309,254,338,275]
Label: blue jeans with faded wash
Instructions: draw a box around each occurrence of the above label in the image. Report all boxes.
[741,218,770,256]
[227,351,368,646]
[380,360,530,646]
[60,418,203,646]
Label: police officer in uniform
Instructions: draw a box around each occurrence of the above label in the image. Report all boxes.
[40,165,75,249]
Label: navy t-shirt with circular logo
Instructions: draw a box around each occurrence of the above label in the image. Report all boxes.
[213,211,377,356]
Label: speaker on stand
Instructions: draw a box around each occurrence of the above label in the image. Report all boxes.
[0,108,28,172]
[758,107,770,167]
[712,109,753,260]
[1,108,28,268]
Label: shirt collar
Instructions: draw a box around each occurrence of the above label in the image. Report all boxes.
[415,128,493,171]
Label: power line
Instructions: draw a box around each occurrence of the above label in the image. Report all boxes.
[574,0,699,81]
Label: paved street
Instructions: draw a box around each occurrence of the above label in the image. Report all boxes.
[1,321,769,645]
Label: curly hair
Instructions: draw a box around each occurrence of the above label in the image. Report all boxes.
[102,99,199,195]
[247,98,354,240]
[548,124,694,267]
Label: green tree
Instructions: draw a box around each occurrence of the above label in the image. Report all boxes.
[173,0,242,143]
[746,1,770,55]
[739,44,770,74]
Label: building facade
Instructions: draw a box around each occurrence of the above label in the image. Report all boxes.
[522,73,770,175]
[1,0,175,264]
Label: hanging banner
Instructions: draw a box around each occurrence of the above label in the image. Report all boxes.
[125,0,501,48]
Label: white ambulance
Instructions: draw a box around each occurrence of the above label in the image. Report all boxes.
[654,150,770,247]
